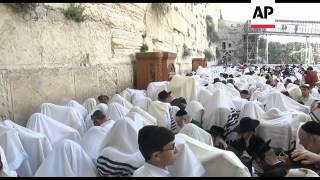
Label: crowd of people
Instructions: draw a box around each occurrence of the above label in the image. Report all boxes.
[1,63,320,177]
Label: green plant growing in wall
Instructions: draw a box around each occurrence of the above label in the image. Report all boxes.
[63,4,87,23]
[6,3,38,14]
[182,44,192,58]
[140,43,149,52]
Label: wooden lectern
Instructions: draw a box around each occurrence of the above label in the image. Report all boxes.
[192,58,208,71]
[135,52,177,90]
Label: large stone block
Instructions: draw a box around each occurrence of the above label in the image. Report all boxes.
[0,71,12,120]
[74,67,100,103]
[9,68,75,126]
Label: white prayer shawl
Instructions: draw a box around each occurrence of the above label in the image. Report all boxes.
[290,111,312,145]
[239,101,265,120]
[82,98,97,114]
[79,126,107,164]
[147,81,171,101]
[41,103,86,135]
[212,82,241,98]
[286,168,319,177]
[148,101,171,128]
[288,85,302,101]
[185,100,204,124]
[169,75,199,103]
[109,94,133,110]
[198,88,213,106]
[1,120,52,177]
[131,93,152,111]
[167,135,205,177]
[0,146,17,177]
[66,100,88,121]
[176,133,250,177]
[26,113,81,147]
[232,96,248,111]
[0,124,27,172]
[263,91,309,114]
[84,103,109,131]
[129,106,157,125]
[106,102,129,121]
[97,118,144,177]
[202,89,235,129]
[274,82,286,92]
[126,111,149,129]
[302,95,319,107]
[311,87,320,99]
[256,108,293,150]
[235,78,249,91]
[180,123,213,146]
[119,88,133,103]
[101,120,115,132]
[34,139,97,177]
[286,82,296,90]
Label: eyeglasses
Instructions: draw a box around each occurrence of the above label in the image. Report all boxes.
[162,143,176,151]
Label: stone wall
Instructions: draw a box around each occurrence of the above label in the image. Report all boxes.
[0,3,219,126]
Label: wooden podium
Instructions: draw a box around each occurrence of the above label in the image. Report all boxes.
[135,52,177,90]
[192,58,207,71]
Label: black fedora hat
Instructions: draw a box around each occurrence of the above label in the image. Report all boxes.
[158,90,171,101]
[235,117,260,134]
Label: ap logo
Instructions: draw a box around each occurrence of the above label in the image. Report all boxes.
[251,0,275,28]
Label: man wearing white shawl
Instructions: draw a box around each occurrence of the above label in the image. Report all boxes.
[84,103,108,130]
[147,81,170,101]
[82,98,97,114]
[180,123,213,146]
[41,103,86,135]
[263,91,309,114]
[1,120,52,177]
[176,133,250,176]
[90,110,115,131]
[97,118,145,177]
[108,94,133,110]
[34,139,97,177]
[0,146,17,177]
[299,84,319,106]
[134,125,177,177]
[79,126,107,164]
[256,108,293,151]
[0,123,27,173]
[26,113,81,147]
[106,102,129,121]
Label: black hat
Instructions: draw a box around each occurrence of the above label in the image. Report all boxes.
[138,125,175,161]
[235,117,260,134]
[176,109,188,117]
[247,139,272,160]
[91,110,106,120]
[207,125,225,138]
[301,121,320,136]
[158,90,171,101]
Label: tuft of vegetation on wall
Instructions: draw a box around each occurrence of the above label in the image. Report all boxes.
[63,4,87,23]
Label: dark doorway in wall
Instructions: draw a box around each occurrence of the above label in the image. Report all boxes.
[222,42,226,50]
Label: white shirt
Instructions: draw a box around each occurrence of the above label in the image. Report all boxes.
[133,162,171,177]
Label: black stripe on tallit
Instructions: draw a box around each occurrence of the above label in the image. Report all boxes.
[97,156,138,170]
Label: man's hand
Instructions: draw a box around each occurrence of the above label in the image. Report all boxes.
[291,149,320,165]
[214,136,228,150]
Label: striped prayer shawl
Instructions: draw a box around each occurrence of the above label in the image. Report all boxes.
[97,156,139,177]
[224,108,241,144]
[169,107,178,134]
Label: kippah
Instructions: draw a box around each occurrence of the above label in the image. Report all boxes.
[301,121,320,135]
[91,110,106,120]
[176,109,188,117]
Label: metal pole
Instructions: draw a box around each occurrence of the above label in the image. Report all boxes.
[266,34,268,64]
[256,35,259,64]
[246,34,249,64]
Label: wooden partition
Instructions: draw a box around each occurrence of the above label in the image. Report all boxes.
[135,52,177,90]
